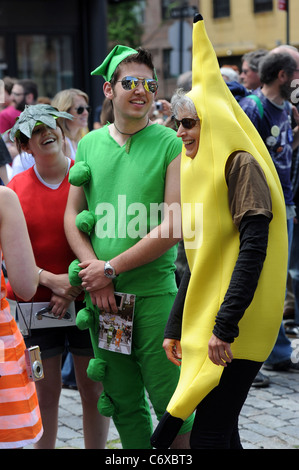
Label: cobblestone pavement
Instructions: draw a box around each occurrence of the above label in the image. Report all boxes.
[8,289,299,451]
[24,348,299,450]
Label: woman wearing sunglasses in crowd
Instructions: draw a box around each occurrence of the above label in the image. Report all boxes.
[157,86,284,448]
[52,89,91,390]
[6,104,109,449]
[52,88,90,160]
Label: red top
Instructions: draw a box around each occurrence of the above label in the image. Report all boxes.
[0,106,21,133]
[7,163,79,302]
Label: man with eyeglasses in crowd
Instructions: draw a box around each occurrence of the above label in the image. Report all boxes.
[64,45,193,449]
[0,79,38,134]
[226,49,268,105]
[240,49,268,91]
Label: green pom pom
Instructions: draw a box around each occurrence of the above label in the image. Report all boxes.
[75,210,96,235]
[69,161,91,186]
[76,307,94,330]
[87,358,106,382]
[68,259,82,286]
[97,392,115,417]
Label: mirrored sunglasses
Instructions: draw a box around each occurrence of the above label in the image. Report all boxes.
[174,117,200,130]
[75,105,91,114]
[117,76,158,93]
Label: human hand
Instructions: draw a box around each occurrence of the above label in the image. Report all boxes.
[78,259,110,291]
[89,282,118,314]
[159,99,172,116]
[49,294,73,319]
[163,338,182,366]
[208,334,233,367]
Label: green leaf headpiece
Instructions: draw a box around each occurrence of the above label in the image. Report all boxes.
[91,45,138,82]
[9,104,73,142]
[91,44,158,82]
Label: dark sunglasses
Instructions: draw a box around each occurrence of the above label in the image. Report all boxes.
[174,117,200,130]
[117,76,158,93]
[75,105,91,114]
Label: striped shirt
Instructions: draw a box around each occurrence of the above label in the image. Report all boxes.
[0,268,43,448]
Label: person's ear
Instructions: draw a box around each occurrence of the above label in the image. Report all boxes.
[103,81,114,100]
[25,92,34,105]
[278,69,288,84]
[21,142,32,155]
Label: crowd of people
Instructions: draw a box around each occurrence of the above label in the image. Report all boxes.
[0,13,298,450]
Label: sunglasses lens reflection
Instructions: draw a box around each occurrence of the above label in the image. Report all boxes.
[147,80,158,93]
[121,77,158,93]
[122,78,136,90]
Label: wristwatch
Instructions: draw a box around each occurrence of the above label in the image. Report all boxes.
[104,260,118,279]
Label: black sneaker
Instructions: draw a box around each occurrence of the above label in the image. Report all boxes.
[284,321,299,337]
[263,359,299,372]
[289,361,299,372]
[251,371,270,388]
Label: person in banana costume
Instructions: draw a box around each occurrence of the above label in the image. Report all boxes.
[151,14,288,449]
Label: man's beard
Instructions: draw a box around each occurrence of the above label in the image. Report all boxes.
[14,98,26,111]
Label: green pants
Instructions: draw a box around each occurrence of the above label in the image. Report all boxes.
[90,294,194,449]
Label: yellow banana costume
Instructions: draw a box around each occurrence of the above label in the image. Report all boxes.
[151,14,287,447]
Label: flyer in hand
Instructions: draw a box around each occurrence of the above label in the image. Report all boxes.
[98,292,135,355]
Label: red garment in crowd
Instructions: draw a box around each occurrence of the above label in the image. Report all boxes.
[6,163,77,302]
[0,106,21,134]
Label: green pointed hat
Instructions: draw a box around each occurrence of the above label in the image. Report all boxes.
[91,45,138,81]
[9,104,73,142]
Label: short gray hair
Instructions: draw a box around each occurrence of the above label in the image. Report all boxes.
[171,88,198,118]
[242,49,268,72]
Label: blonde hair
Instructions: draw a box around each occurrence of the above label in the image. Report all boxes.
[52,88,89,141]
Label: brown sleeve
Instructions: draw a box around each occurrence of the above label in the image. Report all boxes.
[225,151,273,228]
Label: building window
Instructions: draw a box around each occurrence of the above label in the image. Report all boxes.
[16,35,74,98]
[213,0,230,18]
[253,0,273,12]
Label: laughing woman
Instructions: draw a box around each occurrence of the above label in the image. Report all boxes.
[152,86,285,449]
[6,104,109,449]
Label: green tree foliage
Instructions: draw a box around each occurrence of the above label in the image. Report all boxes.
[107,1,144,49]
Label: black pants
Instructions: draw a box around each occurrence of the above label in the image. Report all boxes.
[190,359,262,449]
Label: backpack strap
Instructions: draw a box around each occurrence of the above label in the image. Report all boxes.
[247,94,264,119]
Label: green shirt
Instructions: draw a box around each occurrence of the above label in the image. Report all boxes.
[75,123,182,296]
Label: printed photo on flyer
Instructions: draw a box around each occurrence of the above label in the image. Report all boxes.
[98,292,135,355]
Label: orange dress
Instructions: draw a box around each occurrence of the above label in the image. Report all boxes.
[0,268,43,448]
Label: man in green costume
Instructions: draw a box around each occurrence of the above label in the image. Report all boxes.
[64,45,193,448]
